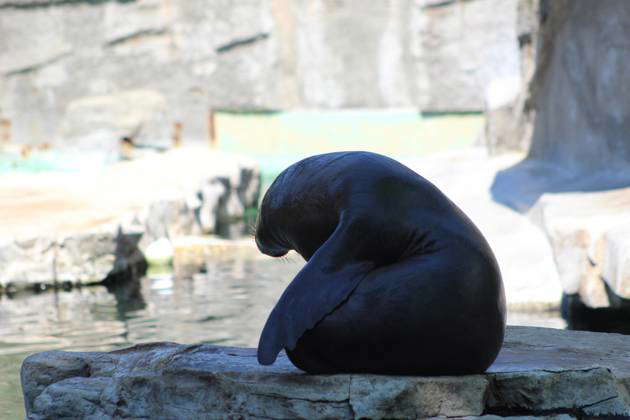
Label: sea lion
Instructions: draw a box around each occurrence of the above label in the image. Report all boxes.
[255,151,505,375]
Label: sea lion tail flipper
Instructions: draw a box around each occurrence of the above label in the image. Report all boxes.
[257,214,372,365]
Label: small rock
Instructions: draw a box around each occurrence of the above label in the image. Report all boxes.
[144,238,173,267]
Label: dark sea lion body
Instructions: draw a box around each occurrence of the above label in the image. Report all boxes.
[255,151,506,375]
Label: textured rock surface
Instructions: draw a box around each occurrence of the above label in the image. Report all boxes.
[483,0,542,155]
[0,0,519,149]
[0,147,259,289]
[21,326,630,419]
[483,76,522,155]
[530,188,630,308]
[0,227,146,288]
[61,89,170,151]
[421,0,520,112]
[491,0,630,210]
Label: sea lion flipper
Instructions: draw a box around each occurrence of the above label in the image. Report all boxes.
[257,214,372,365]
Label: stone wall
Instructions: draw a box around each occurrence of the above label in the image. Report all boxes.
[422,0,520,112]
[0,0,519,148]
[488,0,630,164]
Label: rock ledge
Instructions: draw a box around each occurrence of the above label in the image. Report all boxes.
[0,146,260,290]
[21,326,630,419]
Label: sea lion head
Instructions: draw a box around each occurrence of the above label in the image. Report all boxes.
[254,164,338,261]
[254,176,291,258]
[254,208,289,258]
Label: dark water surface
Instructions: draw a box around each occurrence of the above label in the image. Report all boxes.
[0,255,563,418]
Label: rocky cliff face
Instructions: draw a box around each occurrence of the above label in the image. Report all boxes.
[488,0,630,318]
[488,0,630,168]
[0,0,519,148]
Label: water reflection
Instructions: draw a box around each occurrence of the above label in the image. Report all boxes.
[1,256,305,356]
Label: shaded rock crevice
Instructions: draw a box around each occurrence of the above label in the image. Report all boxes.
[104,28,169,48]
[216,32,271,54]
[4,51,72,77]
[0,0,134,9]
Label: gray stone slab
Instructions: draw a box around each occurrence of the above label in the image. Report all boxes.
[421,0,520,112]
[21,326,630,419]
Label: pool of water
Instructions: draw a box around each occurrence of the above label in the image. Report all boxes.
[0,254,301,418]
[0,252,565,418]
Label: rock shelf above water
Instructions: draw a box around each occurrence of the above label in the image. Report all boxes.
[21,326,630,419]
[0,146,260,291]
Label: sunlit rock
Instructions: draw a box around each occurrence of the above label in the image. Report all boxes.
[61,90,170,154]
[491,0,630,210]
[421,0,520,112]
[530,188,630,309]
[144,238,174,268]
[0,0,520,150]
[0,147,260,290]
[21,326,630,419]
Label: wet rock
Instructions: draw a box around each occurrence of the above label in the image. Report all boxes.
[21,326,630,419]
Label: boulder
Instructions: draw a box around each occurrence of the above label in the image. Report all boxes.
[530,187,630,308]
[57,228,146,284]
[0,147,260,291]
[21,326,630,419]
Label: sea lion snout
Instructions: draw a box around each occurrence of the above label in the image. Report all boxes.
[254,229,289,258]
[260,245,289,258]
